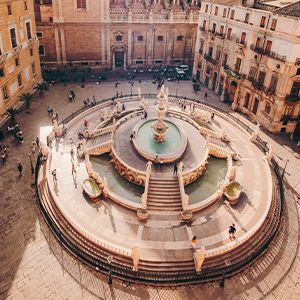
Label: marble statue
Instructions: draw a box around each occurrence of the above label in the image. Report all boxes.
[132,243,140,271]
[194,246,205,272]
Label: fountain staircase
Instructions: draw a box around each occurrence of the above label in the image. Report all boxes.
[86,132,112,155]
[146,177,182,211]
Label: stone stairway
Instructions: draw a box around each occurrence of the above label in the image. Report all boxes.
[86,132,112,148]
[147,177,182,211]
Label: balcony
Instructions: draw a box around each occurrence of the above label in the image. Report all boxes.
[199,26,206,32]
[204,54,218,65]
[0,53,8,64]
[280,115,300,122]
[236,39,247,47]
[28,36,37,45]
[11,45,22,56]
[224,65,244,79]
[215,32,225,39]
[285,94,300,102]
[250,44,286,62]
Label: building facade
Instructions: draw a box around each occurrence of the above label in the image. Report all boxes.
[34,0,200,70]
[0,0,41,116]
[193,1,300,137]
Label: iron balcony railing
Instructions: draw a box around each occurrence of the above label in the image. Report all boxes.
[250,44,286,62]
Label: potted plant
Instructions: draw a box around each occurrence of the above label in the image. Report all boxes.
[20,92,33,113]
[6,106,17,125]
[35,82,49,96]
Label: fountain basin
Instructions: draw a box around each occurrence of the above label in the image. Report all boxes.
[224,181,242,204]
[132,118,188,163]
[82,178,102,199]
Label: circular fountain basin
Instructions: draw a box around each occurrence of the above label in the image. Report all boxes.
[132,118,188,163]
[224,181,242,204]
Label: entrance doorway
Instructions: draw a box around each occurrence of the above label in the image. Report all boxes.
[115,51,124,68]
[227,81,237,103]
[205,76,209,87]
[294,121,300,140]
[212,72,218,91]
[252,97,259,115]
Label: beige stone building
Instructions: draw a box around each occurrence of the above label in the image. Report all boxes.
[193,1,300,138]
[0,0,41,116]
[34,0,200,70]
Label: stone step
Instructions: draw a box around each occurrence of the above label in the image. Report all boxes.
[147,196,181,202]
[148,191,181,196]
[147,199,181,205]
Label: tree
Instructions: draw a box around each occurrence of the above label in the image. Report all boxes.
[35,82,49,96]
[20,92,33,112]
[6,107,17,125]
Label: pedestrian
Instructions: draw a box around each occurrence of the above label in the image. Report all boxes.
[122,103,125,111]
[70,138,73,146]
[154,155,159,168]
[47,106,53,117]
[36,136,40,148]
[70,148,74,160]
[229,224,236,240]
[84,119,88,127]
[52,169,57,183]
[71,90,75,100]
[130,133,134,142]
[191,236,197,249]
[204,92,208,100]
[211,112,215,120]
[72,162,77,177]
[17,162,23,176]
[173,163,178,175]
[144,111,147,119]
[159,159,163,169]
[1,152,6,164]
[68,93,73,102]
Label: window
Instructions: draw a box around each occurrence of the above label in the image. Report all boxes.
[245,13,249,23]
[157,35,163,41]
[264,102,271,114]
[24,1,28,10]
[215,6,218,15]
[177,35,183,41]
[258,70,266,86]
[212,23,216,33]
[215,50,220,61]
[32,62,36,74]
[244,93,250,108]
[77,0,86,9]
[248,66,256,80]
[39,45,45,55]
[220,25,224,34]
[240,32,246,45]
[8,5,12,15]
[256,37,261,48]
[230,10,235,20]
[297,68,300,75]
[205,5,208,13]
[270,19,277,31]
[136,60,143,64]
[2,86,9,100]
[30,48,33,56]
[137,35,143,41]
[269,75,278,92]
[223,8,226,18]
[0,68,4,77]
[260,16,266,28]
[289,82,300,98]
[206,65,211,75]
[10,28,17,48]
[115,35,122,42]
[26,22,32,40]
[235,58,242,72]
[15,58,19,66]
[265,40,272,53]
[37,32,43,38]
[223,54,228,66]
[226,28,232,40]
[252,97,259,114]
[155,60,163,64]
[17,74,22,87]
[199,39,204,54]
[202,20,206,30]
[208,46,213,57]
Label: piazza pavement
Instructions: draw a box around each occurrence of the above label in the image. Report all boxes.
[0,76,300,300]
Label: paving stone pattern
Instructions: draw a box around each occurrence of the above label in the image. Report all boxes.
[0,79,299,299]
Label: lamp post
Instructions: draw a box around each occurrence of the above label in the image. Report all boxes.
[281,159,289,180]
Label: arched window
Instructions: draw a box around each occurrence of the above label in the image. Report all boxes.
[264,102,271,114]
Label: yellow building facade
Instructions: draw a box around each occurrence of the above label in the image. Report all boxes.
[0,0,41,116]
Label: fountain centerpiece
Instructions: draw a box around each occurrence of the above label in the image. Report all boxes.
[151,85,169,143]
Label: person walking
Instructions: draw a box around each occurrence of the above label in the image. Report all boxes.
[173,163,178,175]
[159,159,164,169]
[72,162,77,178]
[229,224,236,240]
[35,136,40,148]
[70,148,75,161]
[191,236,197,250]
[204,92,208,100]
[17,163,23,176]
[51,169,57,183]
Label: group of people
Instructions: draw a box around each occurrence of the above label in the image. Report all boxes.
[83,96,96,107]
[31,136,40,153]
[153,155,164,169]
[7,123,24,144]
[0,143,7,165]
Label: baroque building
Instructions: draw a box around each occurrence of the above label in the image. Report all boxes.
[34,0,200,70]
[0,0,42,116]
[193,0,300,138]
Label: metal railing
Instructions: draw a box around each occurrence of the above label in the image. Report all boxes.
[35,94,285,285]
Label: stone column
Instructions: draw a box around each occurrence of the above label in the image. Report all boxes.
[57,0,64,22]
[231,86,240,110]
[123,51,126,70]
[106,25,111,69]
[127,10,132,68]
[112,50,115,70]
[54,26,61,64]
[101,27,106,65]
[60,27,67,64]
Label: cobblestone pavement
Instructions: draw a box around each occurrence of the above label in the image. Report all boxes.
[0,79,299,300]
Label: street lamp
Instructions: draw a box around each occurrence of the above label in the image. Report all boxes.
[281,159,289,180]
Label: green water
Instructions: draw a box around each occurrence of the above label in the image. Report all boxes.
[225,182,241,197]
[90,154,144,203]
[136,120,182,155]
[185,157,227,204]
